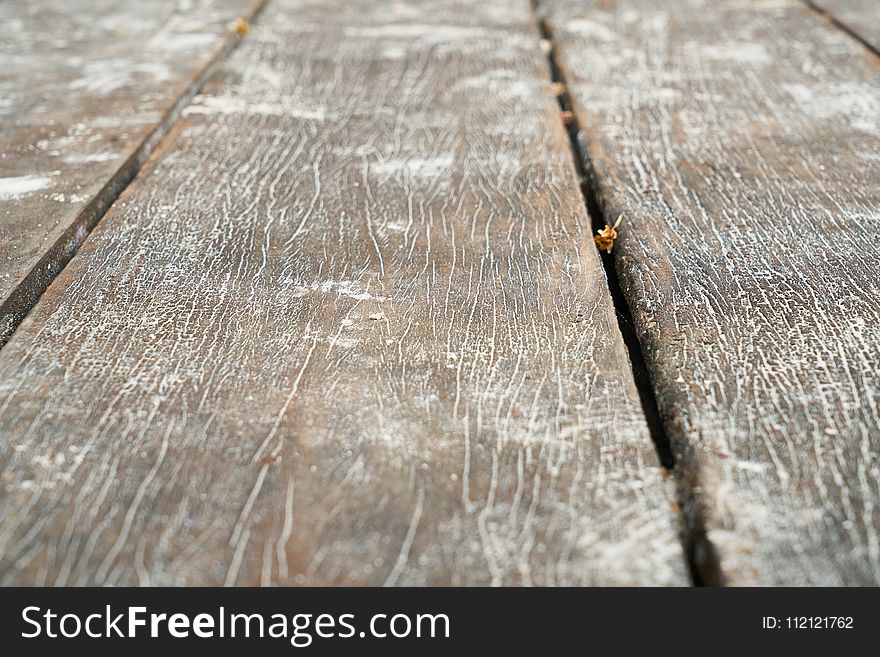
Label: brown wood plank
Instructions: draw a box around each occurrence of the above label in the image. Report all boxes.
[0,0,263,344]
[0,0,687,586]
[542,0,880,584]
[808,0,880,53]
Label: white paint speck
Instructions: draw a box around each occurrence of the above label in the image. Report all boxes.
[0,174,53,199]
[49,192,90,203]
[456,70,537,100]
[290,279,389,302]
[785,82,879,132]
[700,42,770,65]
[63,152,119,164]
[372,155,453,177]
[183,95,327,119]
[345,24,486,42]
[565,19,617,42]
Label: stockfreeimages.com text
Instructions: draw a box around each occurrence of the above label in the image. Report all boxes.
[22,606,450,646]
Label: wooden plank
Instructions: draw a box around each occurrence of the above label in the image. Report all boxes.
[808,0,880,53]
[542,0,880,584]
[0,0,262,344]
[0,0,687,586]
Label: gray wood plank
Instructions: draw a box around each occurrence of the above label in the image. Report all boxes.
[808,0,880,53]
[0,0,687,586]
[542,0,880,584]
[0,0,263,345]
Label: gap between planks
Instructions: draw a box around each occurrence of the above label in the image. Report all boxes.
[801,0,880,59]
[0,0,689,586]
[0,0,270,349]
[529,0,708,586]
[540,0,880,586]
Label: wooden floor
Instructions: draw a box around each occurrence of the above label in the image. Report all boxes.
[0,0,877,586]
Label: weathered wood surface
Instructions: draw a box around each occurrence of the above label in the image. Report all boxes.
[542,0,880,584]
[808,0,880,52]
[0,0,261,345]
[0,0,687,586]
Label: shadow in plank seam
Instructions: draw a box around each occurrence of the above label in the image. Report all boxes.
[0,0,271,350]
[530,1,722,587]
[801,0,880,59]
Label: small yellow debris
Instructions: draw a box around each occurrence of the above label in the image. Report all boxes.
[368,312,386,321]
[823,427,838,436]
[539,39,552,54]
[594,216,623,253]
[230,17,249,37]
[552,82,566,96]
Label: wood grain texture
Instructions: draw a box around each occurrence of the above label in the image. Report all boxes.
[808,0,880,52]
[0,0,687,586]
[542,0,880,584]
[0,0,262,345]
